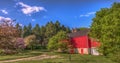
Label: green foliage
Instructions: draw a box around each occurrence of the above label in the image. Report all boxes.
[23,23,32,38]
[47,31,69,52]
[22,21,70,47]
[90,2,120,63]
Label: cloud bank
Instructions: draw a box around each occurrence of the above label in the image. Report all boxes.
[0,16,12,21]
[17,2,46,15]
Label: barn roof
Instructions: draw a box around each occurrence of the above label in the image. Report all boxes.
[68,29,90,38]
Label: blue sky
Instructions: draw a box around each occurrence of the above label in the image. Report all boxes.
[0,0,120,28]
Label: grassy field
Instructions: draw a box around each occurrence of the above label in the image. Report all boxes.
[9,52,116,63]
[0,50,42,61]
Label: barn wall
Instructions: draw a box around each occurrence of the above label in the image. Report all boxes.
[70,35,100,55]
[71,36,89,48]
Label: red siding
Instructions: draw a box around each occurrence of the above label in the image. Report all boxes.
[70,36,100,48]
[91,41,100,47]
[71,36,89,48]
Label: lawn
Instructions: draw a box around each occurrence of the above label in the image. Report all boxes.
[10,52,116,63]
[0,50,42,61]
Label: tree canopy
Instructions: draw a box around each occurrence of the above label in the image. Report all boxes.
[47,31,69,52]
[0,20,20,54]
[90,2,120,63]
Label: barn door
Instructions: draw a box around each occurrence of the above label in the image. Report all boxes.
[81,49,84,54]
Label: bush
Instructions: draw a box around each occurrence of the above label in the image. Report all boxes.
[15,38,26,51]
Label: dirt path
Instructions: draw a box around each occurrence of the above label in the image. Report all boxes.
[0,54,58,63]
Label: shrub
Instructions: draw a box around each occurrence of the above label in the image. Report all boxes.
[15,38,26,51]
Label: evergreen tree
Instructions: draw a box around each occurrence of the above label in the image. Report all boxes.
[32,24,40,36]
[55,20,61,32]
[27,23,32,35]
[23,26,28,38]
[23,23,32,38]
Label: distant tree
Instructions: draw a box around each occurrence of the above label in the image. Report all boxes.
[45,21,57,45]
[23,25,28,37]
[61,25,71,33]
[27,23,32,35]
[23,23,32,38]
[40,26,46,46]
[90,3,120,63]
[61,25,66,31]
[77,27,89,31]
[22,21,71,48]
[32,24,40,36]
[55,21,61,31]
[45,21,56,38]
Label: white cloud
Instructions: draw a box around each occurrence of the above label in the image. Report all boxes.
[32,19,35,21]
[80,12,96,17]
[0,16,12,21]
[0,10,8,14]
[17,2,46,15]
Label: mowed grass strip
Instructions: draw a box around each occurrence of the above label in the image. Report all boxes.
[11,53,116,63]
[0,50,42,61]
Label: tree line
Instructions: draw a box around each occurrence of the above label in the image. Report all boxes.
[0,20,71,54]
[16,21,71,47]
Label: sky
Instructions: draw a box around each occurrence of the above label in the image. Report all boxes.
[0,0,120,28]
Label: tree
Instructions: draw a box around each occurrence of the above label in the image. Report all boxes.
[32,24,40,36]
[47,31,69,52]
[55,21,61,31]
[90,3,120,63]
[44,21,57,45]
[15,23,22,37]
[24,35,38,50]
[23,25,28,38]
[23,23,32,38]
[45,21,56,38]
[0,20,19,54]
[40,26,46,46]
[15,38,25,51]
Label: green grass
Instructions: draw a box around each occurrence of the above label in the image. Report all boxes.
[0,50,42,61]
[11,52,116,63]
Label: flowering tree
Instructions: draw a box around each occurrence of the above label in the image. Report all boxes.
[0,20,20,54]
[15,38,26,51]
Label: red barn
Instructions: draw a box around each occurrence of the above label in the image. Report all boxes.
[69,29,100,55]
